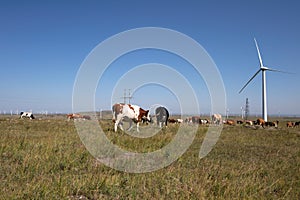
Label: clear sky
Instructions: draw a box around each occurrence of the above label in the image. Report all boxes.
[1,0,299,116]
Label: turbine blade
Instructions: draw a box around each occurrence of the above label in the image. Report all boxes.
[239,69,261,93]
[254,38,264,68]
[267,67,294,74]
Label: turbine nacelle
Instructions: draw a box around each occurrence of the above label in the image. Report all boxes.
[260,66,269,70]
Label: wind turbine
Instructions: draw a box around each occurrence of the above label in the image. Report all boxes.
[239,38,286,122]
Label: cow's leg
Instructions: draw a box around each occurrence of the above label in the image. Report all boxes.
[127,120,133,131]
[115,121,124,132]
[118,121,124,131]
[114,115,123,132]
[114,119,119,132]
[159,121,162,128]
[136,122,140,132]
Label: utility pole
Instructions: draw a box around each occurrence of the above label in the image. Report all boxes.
[241,107,244,119]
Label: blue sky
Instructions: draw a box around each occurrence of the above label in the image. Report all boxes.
[0,0,299,116]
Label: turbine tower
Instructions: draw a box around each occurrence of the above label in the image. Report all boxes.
[239,38,286,122]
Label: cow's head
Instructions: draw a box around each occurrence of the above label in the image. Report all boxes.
[142,110,151,123]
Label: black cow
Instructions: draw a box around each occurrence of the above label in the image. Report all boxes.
[294,121,300,128]
[155,106,169,128]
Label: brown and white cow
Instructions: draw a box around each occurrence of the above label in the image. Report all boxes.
[264,121,279,128]
[225,119,235,125]
[256,118,265,127]
[67,113,90,120]
[286,122,294,128]
[245,120,253,125]
[112,103,150,132]
[168,118,177,124]
[236,120,243,125]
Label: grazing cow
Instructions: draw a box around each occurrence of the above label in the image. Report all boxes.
[225,119,235,125]
[112,103,150,132]
[82,115,91,120]
[212,114,222,125]
[256,118,265,127]
[67,113,82,120]
[67,113,91,120]
[245,120,253,126]
[286,122,294,128]
[177,119,183,123]
[185,117,192,124]
[20,112,35,119]
[294,121,300,128]
[168,118,177,123]
[155,106,169,128]
[192,116,201,124]
[168,118,183,124]
[236,120,243,125]
[200,119,209,125]
[265,121,279,128]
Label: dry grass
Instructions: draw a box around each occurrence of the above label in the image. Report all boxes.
[0,115,299,199]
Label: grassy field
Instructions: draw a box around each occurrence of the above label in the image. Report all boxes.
[0,115,299,199]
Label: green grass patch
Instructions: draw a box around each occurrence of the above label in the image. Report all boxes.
[0,116,299,199]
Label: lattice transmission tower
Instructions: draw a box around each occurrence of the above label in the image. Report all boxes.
[245,98,250,120]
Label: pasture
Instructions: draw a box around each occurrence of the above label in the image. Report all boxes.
[1,114,300,199]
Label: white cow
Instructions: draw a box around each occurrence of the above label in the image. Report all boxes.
[212,114,222,125]
[20,112,35,119]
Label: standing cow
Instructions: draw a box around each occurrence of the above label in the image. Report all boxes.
[112,103,150,132]
[155,106,169,128]
[20,112,35,119]
[212,114,222,125]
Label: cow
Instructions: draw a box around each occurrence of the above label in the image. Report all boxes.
[294,121,300,128]
[212,114,222,125]
[286,122,294,128]
[177,119,184,123]
[225,119,235,125]
[191,116,201,124]
[67,113,91,120]
[155,106,169,128]
[112,103,150,132]
[168,118,183,124]
[265,121,279,128]
[20,112,35,119]
[82,115,91,120]
[168,118,177,123]
[256,118,265,127]
[185,117,192,124]
[200,119,209,125]
[236,120,243,125]
[245,120,253,126]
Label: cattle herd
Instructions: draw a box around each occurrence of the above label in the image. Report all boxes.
[18,103,300,131]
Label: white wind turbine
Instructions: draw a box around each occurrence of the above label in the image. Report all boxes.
[239,38,287,122]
